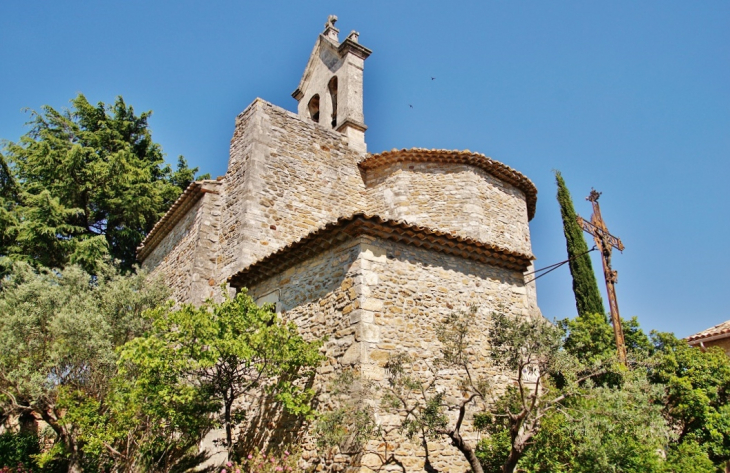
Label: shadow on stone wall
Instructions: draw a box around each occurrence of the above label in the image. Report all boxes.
[382,245,525,291]
[233,372,317,459]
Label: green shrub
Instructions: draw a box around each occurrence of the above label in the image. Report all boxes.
[0,432,40,471]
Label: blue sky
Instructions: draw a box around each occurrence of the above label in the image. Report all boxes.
[1,1,728,338]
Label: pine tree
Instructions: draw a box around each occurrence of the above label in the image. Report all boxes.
[1,94,207,272]
[555,171,605,317]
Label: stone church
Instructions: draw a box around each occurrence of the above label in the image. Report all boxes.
[137,16,541,472]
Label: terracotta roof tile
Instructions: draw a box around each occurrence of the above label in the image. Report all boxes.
[360,148,538,221]
[228,213,534,289]
[686,319,730,343]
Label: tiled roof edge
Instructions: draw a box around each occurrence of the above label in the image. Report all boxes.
[137,180,221,262]
[359,148,538,221]
[229,213,534,289]
[686,320,730,343]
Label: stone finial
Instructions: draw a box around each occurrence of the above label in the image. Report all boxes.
[323,15,339,42]
[293,16,371,152]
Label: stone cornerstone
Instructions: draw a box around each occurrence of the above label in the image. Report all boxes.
[137,16,542,472]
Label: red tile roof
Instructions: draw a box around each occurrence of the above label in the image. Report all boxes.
[228,213,534,289]
[686,319,730,343]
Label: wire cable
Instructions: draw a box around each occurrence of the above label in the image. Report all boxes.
[524,246,597,284]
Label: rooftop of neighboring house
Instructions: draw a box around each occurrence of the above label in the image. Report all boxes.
[686,319,730,355]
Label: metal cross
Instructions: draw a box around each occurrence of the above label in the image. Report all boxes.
[576,189,627,365]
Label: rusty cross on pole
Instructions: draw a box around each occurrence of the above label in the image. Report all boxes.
[576,189,627,365]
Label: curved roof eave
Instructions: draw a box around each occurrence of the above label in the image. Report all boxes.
[228,213,535,289]
[686,319,730,343]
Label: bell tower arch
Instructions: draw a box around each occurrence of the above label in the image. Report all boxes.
[292,15,372,152]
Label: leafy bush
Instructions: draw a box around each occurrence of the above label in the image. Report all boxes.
[0,432,40,472]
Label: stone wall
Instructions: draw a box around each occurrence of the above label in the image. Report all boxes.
[247,234,528,472]
[218,100,367,283]
[140,184,222,305]
[243,238,363,469]
[187,189,223,304]
[364,160,532,256]
[352,236,524,472]
[141,99,539,312]
[248,237,361,353]
[141,196,204,303]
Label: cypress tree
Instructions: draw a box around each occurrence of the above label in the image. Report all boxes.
[555,171,605,317]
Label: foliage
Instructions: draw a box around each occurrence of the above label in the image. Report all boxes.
[559,312,615,363]
[0,260,322,471]
[315,370,380,455]
[0,432,40,472]
[561,319,730,471]
[650,331,730,471]
[476,321,700,473]
[0,154,18,269]
[663,439,715,473]
[0,153,15,197]
[0,465,35,473]
[622,316,654,357]
[478,311,613,473]
[0,262,168,471]
[560,310,653,366]
[494,313,729,473]
[0,94,208,273]
[475,429,511,473]
[375,308,610,473]
[58,368,214,473]
[118,290,325,460]
[555,171,605,317]
[507,370,670,473]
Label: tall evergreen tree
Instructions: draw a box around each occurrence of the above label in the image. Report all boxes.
[0,153,18,258]
[555,171,605,317]
[1,94,208,272]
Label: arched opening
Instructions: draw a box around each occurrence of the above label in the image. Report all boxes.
[328,76,338,128]
[308,95,320,123]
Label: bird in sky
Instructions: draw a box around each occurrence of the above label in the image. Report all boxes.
[409,104,413,108]
[431,77,436,80]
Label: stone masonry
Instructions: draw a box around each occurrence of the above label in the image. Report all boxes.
[137,16,542,472]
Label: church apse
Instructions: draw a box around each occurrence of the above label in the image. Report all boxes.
[136,16,542,472]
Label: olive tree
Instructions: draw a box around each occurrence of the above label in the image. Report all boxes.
[381,308,607,473]
[0,262,168,472]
